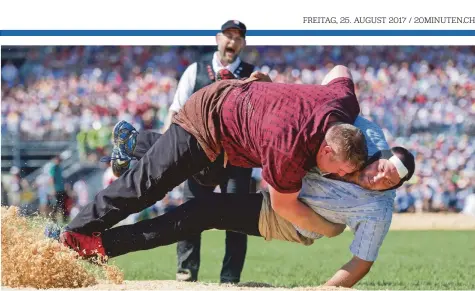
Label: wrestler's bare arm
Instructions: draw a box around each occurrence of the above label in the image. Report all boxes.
[268,186,345,238]
[321,65,353,85]
[249,71,273,82]
[324,256,373,287]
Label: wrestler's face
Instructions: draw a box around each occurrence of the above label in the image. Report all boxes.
[216,28,245,65]
[317,145,359,177]
[355,159,401,191]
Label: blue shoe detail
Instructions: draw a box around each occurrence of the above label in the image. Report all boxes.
[100,120,138,177]
[44,223,62,241]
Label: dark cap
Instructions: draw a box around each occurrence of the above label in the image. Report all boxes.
[221,20,247,38]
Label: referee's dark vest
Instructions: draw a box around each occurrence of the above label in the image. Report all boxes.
[192,53,255,93]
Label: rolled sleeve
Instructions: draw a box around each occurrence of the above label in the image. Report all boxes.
[350,219,391,262]
[325,77,360,123]
[294,225,324,240]
[261,146,306,193]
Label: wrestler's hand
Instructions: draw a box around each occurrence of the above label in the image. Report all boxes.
[332,223,347,237]
[216,69,236,81]
[250,71,273,83]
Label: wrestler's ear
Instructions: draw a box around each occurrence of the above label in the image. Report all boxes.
[322,145,334,156]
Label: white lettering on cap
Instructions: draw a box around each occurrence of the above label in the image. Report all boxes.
[389,155,409,179]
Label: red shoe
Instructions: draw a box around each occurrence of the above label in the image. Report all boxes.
[60,231,106,259]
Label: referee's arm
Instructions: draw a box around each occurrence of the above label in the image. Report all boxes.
[162,63,197,133]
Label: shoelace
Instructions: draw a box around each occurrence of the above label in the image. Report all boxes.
[100,154,137,163]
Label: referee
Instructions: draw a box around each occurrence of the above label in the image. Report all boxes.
[163,20,257,284]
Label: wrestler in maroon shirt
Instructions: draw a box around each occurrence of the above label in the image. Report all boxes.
[59,66,367,262]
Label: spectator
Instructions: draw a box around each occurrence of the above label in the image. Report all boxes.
[1,45,474,214]
[7,166,22,206]
[49,156,67,223]
[1,60,19,87]
[1,182,9,207]
[35,169,53,217]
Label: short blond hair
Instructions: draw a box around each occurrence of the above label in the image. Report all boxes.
[325,123,367,170]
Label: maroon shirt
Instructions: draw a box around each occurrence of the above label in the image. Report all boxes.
[219,77,360,193]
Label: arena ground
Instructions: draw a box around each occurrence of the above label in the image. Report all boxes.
[2,209,475,291]
[389,212,475,230]
[1,281,356,291]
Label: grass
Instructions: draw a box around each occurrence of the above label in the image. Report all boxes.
[110,230,475,290]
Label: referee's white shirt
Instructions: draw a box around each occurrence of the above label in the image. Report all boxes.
[169,52,250,113]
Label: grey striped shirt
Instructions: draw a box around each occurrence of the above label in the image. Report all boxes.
[295,116,395,262]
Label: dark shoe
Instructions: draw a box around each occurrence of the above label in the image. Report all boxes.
[100,120,138,177]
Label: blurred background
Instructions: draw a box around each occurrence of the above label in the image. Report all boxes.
[1,45,474,225]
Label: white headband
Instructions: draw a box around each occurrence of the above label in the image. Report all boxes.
[389,155,409,179]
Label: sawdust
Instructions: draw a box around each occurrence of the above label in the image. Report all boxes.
[1,206,123,289]
[3,205,472,291]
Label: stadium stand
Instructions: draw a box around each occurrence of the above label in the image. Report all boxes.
[1,46,474,219]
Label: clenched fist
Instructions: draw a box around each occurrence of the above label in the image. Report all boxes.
[250,71,273,83]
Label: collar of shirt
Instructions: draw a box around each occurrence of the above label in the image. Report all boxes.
[308,166,330,177]
[212,51,241,75]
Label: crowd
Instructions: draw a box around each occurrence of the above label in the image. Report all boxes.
[1,45,474,216]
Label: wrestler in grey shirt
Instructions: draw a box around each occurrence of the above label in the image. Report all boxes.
[295,116,395,262]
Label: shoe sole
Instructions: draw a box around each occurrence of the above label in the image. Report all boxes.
[112,159,130,177]
[110,120,137,177]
